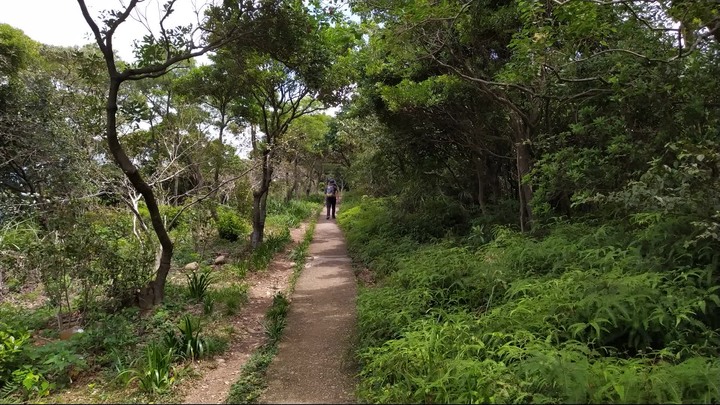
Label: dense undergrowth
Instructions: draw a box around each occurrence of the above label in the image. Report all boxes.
[338,194,720,404]
[0,197,319,403]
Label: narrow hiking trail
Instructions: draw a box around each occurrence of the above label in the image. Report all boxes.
[180,206,358,404]
[259,209,358,404]
[178,223,309,404]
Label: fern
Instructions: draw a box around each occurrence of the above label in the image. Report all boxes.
[345,196,720,403]
[0,381,19,400]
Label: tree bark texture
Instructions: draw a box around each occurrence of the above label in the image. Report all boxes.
[251,148,273,248]
[514,133,534,232]
[106,78,173,308]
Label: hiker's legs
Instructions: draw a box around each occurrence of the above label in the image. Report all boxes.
[330,198,336,218]
[326,197,332,219]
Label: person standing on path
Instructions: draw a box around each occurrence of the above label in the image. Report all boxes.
[325,179,338,220]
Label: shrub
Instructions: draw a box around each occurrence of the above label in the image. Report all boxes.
[216,206,250,241]
[265,198,317,228]
[303,193,325,205]
[76,307,141,364]
[34,208,156,310]
[347,196,720,404]
[163,315,206,361]
[0,324,30,389]
[358,311,520,404]
[1,322,86,400]
[23,339,88,387]
[5,367,53,400]
[0,221,40,287]
[186,268,214,302]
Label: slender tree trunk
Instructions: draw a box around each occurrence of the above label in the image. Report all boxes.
[304,159,317,196]
[511,115,534,232]
[106,78,173,308]
[251,148,273,248]
[475,156,487,215]
[286,154,299,202]
[209,114,226,221]
[129,192,147,240]
[172,130,181,205]
[251,190,269,248]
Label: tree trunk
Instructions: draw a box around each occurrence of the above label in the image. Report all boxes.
[129,192,147,240]
[251,148,273,248]
[284,169,291,202]
[251,189,269,248]
[106,78,173,308]
[512,116,534,232]
[286,154,299,202]
[475,156,488,215]
[209,114,226,222]
[304,159,317,196]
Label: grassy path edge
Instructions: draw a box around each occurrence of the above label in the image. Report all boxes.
[224,213,318,404]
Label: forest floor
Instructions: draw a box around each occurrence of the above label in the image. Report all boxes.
[43,207,358,404]
[48,221,309,404]
[177,223,310,404]
[181,208,358,404]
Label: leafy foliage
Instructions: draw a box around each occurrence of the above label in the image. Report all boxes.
[216,205,251,242]
[1,0,353,401]
[0,324,31,396]
[342,196,720,404]
[249,229,292,271]
[265,198,319,229]
[121,343,176,394]
[186,268,214,302]
[163,315,207,361]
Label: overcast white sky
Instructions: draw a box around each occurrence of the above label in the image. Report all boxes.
[0,0,213,62]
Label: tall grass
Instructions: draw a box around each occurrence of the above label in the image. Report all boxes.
[265,199,318,229]
[249,229,292,271]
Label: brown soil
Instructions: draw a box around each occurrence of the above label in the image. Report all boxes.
[43,210,359,405]
[259,210,358,404]
[42,222,312,405]
[177,223,309,404]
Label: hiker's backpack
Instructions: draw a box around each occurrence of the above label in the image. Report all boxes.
[325,184,336,197]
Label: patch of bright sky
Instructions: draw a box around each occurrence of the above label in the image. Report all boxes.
[1,0,349,155]
[0,0,213,63]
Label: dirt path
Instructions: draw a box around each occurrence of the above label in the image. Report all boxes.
[179,223,309,404]
[259,210,358,404]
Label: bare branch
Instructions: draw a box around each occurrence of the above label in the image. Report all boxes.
[551,0,630,5]
[167,161,261,229]
[543,64,609,85]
